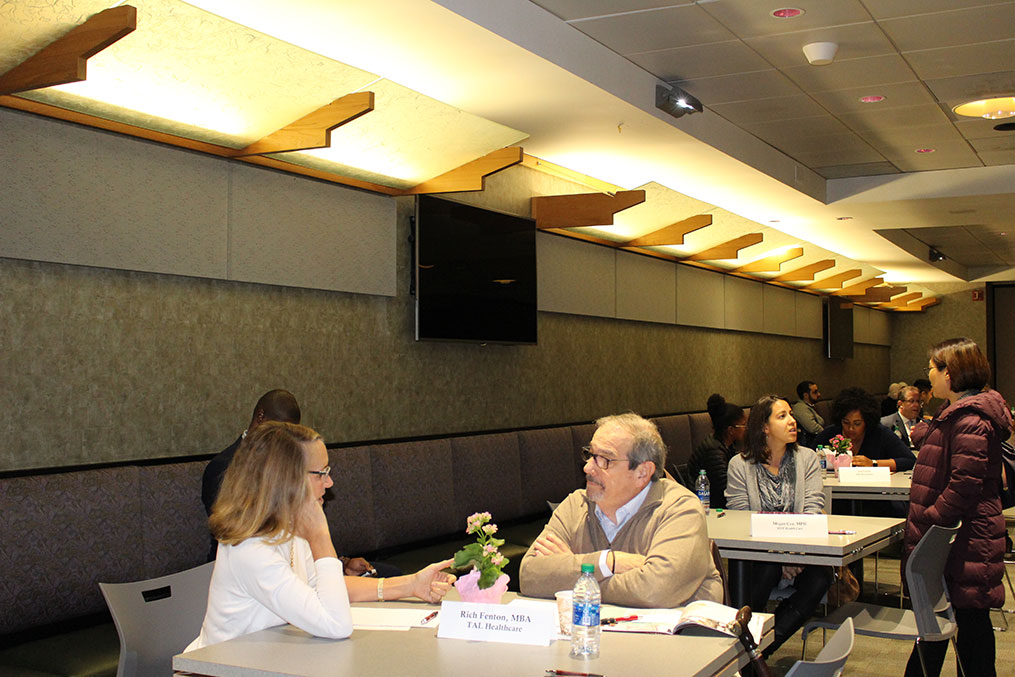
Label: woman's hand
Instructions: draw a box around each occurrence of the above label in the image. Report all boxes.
[294,495,336,560]
[782,565,803,580]
[852,455,873,467]
[411,558,456,602]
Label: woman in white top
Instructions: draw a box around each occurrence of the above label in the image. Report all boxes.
[187,421,455,650]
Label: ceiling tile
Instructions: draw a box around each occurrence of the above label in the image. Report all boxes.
[570,4,735,54]
[744,22,896,68]
[782,53,918,91]
[879,4,1015,52]
[979,149,1015,165]
[530,1,682,22]
[627,40,770,80]
[905,40,1015,80]
[710,94,828,125]
[971,135,1015,152]
[861,0,1008,20]
[677,70,803,105]
[780,130,882,155]
[954,117,1015,139]
[924,71,1015,108]
[881,142,982,171]
[857,123,968,148]
[697,0,871,38]
[792,142,887,167]
[815,162,900,178]
[742,114,853,147]
[809,81,936,114]
[837,103,953,133]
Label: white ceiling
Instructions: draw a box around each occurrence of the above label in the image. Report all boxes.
[4,0,1013,293]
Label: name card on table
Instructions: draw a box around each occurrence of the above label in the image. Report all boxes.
[837,466,891,484]
[437,601,555,646]
[751,513,828,538]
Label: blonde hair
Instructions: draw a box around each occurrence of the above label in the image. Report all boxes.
[209,421,322,546]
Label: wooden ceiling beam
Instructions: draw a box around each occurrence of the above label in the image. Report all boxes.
[684,233,763,261]
[531,190,646,229]
[624,214,712,247]
[403,147,523,195]
[844,285,908,304]
[520,154,623,195]
[0,5,136,95]
[833,277,884,296]
[882,292,922,308]
[736,247,803,273]
[895,297,940,312]
[233,92,374,156]
[773,259,835,282]
[805,269,861,290]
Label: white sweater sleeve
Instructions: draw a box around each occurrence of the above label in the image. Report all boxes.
[233,539,353,640]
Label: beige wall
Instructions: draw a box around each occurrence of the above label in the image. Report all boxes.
[1,116,891,472]
[889,288,987,387]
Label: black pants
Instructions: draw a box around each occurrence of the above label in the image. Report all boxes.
[749,562,834,655]
[903,607,994,677]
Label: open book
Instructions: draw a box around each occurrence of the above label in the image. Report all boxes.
[600,600,767,643]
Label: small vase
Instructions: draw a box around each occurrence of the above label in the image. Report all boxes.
[454,569,509,604]
[833,452,852,477]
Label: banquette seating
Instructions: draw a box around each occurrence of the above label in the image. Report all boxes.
[0,403,831,675]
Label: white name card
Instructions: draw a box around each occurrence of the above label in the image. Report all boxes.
[437,601,555,646]
[837,466,891,484]
[751,513,828,538]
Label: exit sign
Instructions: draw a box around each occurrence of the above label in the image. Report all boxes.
[972,289,984,301]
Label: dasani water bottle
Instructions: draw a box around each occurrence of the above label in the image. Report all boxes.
[695,469,710,514]
[570,563,601,658]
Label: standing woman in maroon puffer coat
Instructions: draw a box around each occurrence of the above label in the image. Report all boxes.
[903,337,1013,677]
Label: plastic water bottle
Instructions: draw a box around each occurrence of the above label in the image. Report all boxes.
[695,469,710,514]
[570,563,601,659]
[816,445,827,471]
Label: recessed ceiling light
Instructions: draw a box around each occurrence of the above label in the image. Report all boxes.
[953,96,1015,120]
[859,95,885,103]
[915,148,936,154]
[836,216,853,220]
[995,122,1015,132]
[771,8,805,18]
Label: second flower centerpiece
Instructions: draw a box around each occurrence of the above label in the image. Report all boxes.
[826,433,853,476]
[452,512,510,604]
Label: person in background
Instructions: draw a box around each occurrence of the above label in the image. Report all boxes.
[186,422,455,651]
[519,413,722,608]
[201,390,390,576]
[913,378,934,420]
[903,338,1012,677]
[814,387,915,473]
[881,385,923,451]
[687,394,746,509]
[881,381,908,417]
[726,394,831,657]
[790,381,823,448]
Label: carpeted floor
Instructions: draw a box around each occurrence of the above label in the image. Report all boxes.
[759,555,1015,676]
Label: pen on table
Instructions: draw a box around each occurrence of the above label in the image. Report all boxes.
[600,615,638,625]
[828,530,856,535]
[545,670,605,677]
[420,611,438,625]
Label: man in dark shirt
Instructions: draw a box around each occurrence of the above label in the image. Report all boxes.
[201,390,385,576]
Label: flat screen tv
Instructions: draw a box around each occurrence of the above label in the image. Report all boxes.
[413,195,537,344]
[824,297,854,360]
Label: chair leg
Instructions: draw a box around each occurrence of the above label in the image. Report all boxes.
[915,639,930,677]
[949,635,965,677]
[1004,562,1015,614]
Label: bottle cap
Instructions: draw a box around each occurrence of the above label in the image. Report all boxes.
[699,469,706,475]
[581,563,595,573]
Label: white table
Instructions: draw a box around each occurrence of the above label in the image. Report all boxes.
[174,596,770,677]
[822,470,912,509]
[707,509,905,607]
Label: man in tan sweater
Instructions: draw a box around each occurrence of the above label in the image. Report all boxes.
[519,413,722,608]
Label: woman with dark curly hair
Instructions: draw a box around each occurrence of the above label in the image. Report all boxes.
[814,386,915,472]
[726,394,831,656]
[687,394,746,509]
[902,338,1012,677]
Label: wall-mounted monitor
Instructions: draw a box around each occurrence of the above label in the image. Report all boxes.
[413,195,537,344]
[824,297,854,359]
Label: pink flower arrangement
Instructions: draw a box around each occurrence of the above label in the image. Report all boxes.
[829,434,853,456]
[453,512,510,589]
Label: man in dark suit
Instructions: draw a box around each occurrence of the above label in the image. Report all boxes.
[880,385,922,452]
